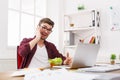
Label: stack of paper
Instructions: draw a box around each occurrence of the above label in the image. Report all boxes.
[22,68,99,80]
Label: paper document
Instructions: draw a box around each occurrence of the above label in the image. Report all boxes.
[24,68,100,80]
[11,68,41,77]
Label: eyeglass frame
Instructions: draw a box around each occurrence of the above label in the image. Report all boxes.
[41,25,53,33]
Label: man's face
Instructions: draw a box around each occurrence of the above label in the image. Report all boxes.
[40,23,53,40]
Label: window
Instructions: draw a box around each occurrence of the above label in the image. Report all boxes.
[8,0,47,46]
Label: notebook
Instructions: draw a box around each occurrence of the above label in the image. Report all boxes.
[69,43,100,69]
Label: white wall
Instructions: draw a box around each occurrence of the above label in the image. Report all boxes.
[46,0,59,49]
[63,0,120,63]
[46,0,64,53]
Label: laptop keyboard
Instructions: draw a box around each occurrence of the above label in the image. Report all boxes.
[77,65,120,72]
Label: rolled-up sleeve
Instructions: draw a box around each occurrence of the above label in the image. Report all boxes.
[45,41,66,64]
[18,38,32,57]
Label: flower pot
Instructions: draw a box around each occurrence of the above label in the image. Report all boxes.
[111,60,115,65]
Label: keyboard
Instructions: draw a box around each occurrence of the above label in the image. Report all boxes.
[77,65,120,72]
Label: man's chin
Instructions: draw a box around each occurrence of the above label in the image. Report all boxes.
[41,37,46,40]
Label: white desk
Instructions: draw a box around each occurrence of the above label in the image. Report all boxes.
[1,66,120,80]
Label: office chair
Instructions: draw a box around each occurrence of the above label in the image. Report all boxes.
[17,46,22,69]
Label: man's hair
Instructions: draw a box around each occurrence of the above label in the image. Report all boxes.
[38,18,54,28]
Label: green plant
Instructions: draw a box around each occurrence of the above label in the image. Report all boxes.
[77,4,85,10]
[110,54,116,60]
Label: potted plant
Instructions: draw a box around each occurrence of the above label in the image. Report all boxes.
[110,54,116,65]
[77,4,85,11]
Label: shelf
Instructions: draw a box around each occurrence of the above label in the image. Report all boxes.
[64,9,95,17]
[64,45,77,48]
[63,9,100,53]
[64,27,95,32]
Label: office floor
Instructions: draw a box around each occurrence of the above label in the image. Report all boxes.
[0,59,17,72]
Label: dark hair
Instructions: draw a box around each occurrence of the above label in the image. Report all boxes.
[38,18,54,28]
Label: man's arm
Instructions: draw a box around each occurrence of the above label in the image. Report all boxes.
[19,38,32,57]
[29,26,41,50]
[45,39,72,65]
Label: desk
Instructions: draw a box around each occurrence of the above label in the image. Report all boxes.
[0,69,120,80]
[110,69,120,73]
[0,71,23,80]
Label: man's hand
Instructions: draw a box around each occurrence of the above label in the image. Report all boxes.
[29,25,42,50]
[63,52,72,65]
[35,25,42,42]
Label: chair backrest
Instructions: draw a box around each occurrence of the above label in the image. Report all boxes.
[17,46,22,69]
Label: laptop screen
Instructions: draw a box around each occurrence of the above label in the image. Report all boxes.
[70,43,100,69]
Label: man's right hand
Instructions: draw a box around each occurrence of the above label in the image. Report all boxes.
[35,25,42,42]
[29,25,42,50]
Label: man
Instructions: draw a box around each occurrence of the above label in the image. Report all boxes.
[18,18,72,69]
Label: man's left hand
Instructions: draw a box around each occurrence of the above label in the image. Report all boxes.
[63,52,72,65]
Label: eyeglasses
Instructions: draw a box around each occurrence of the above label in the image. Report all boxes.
[41,26,52,33]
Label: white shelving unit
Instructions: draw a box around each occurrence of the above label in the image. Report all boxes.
[63,9,100,55]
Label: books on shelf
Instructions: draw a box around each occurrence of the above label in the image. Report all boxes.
[89,36,95,44]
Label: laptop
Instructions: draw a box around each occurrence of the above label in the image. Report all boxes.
[69,43,100,69]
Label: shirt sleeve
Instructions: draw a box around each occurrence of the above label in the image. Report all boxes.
[18,38,32,58]
[45,41,66,64]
